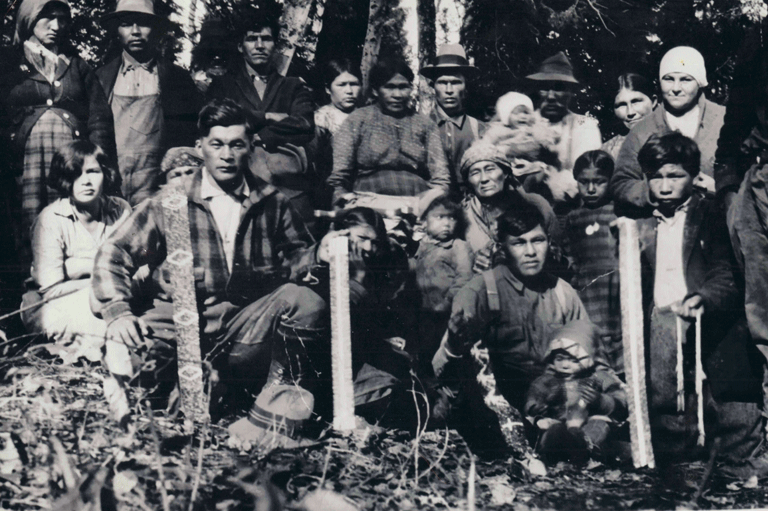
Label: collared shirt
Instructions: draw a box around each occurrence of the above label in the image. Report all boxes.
[430,106,480,186]
[243,60,268,98]
[31,197,131,291]
[653,198,691,308]
[113,51,159,97]
[200,167,250,273]
[665,105,702,140]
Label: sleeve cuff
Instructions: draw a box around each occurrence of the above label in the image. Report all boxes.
[102,301,134,325]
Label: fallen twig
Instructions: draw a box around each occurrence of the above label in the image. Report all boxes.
[145,401,172,511]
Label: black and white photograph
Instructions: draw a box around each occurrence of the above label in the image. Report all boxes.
[1,0,768,509]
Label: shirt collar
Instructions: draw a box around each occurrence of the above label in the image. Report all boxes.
[244,60,272,82]
[433,105,466,128]
[499,264,526,292]
[653,196,692,222]
[200,167,250,200]
[121,50,156,74]
[424,236,454,248]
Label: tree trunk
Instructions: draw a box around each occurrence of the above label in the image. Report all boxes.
[171,0,206,69]
[435,0,466,46]
[276,0,317,76]
[361,0,386,94]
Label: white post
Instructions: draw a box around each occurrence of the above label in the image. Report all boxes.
[330,236,356,431]
[435,0,465,47]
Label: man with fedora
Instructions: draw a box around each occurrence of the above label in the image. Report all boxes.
[421,44,485,190]
[527,51,601,173]
[97,0,201,206]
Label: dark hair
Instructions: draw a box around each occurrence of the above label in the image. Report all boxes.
[369,58,415,91]
[615,73,655,101]
[197,98,254,138]
[573,150,615,179]
[496,201,546,239]
[421,194,461,220]
[47,140,120,197]
[323,58,363,89]
[234,6,280,45]
[334,207,389,244]
[638,132,700,178]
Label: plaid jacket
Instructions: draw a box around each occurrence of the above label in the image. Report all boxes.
[92,167,317,325]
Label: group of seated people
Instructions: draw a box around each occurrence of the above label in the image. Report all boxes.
[4,0,768,477]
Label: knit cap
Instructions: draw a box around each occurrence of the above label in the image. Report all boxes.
[458,142,512,182]
[161,147,203,175]
[544,320,603,372]
[495,92,534,127]
[659,46,708,88]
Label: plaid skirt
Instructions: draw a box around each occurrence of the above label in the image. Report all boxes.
[22,111,75,241]
[353,170,430,197]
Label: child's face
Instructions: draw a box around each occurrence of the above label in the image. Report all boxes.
[576,166,610,206]
[647,163,693,212]
[507,105,534,128]
[167,165,197,183]
[424,204,457,242]
[552,351,581,374]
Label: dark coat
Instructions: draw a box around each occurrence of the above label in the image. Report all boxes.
[96,56,201,150]
[0,47,115,173]
[206,60,315,148]
[637,194,762,401]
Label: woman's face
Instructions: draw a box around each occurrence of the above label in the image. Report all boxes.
[328,72,361,113]
[374,73,412,115]
[31,4,69,48]
[71,155,105,207]
[614,87,656,130]
[467,161,507,198]
[660,72,701,114]
[347,224,380,258]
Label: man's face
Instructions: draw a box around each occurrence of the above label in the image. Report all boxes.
[647,163,694,212]
[116,15,154,55]
[433,73,466,116]
[501,224,549,280]
[537,82,573,122]
[197,125,250,190]
[239,28,275,70]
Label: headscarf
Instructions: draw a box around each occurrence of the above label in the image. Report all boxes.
[659,46,708,88]
[161,147,203,174]
[458,142,512,184]
[544,320,607,373]
[14,0,70,45]
[495,92,534,127]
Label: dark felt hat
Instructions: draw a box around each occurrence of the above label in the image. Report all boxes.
[526,51,579,84]
[420,44,478,80]
[101,0,168,28]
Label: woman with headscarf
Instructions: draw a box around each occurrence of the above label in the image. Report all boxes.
[610,46,724,215]
[0,0,115,260]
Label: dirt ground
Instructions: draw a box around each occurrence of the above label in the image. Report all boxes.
[2,343,768,511]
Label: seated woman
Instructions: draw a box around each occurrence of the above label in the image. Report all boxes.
[327,58,450,211]
[22,140,130,344]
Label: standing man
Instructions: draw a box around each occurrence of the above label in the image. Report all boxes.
[420,44,484,191]
[207,7,316,227]
[526,52,601,174]
[98,0,201,205]
[93,99,330,448]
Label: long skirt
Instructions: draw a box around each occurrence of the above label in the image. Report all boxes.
[21,111,75,255]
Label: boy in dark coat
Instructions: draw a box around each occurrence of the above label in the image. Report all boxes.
[525,320,627,465]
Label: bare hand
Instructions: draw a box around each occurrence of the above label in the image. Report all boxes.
[265,113,289,122]
[579,379,600,405]
[472,247,493,273]
[348,239,368,284]
[107,315,149,349]
[671,294,704,320]
[693,173,716,194]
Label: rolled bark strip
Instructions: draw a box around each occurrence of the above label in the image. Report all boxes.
[676,316,685,412]
[329,236,355,431]
[162,190,208,433]
[695,309,705,446]
[617,218,655,469]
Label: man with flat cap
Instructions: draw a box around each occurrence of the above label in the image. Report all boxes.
[421,44,485,191]
[97,0,201,205]
[527,51,601,173]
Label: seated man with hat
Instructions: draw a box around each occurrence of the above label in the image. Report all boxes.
[420,44,485,192]
[97,0,202,206]
[527,52,601,175]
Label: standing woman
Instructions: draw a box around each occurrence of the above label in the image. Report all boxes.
[0,0,115,259]
[327,58,450,207]
[601,73,657,161]
[22,140,130,342]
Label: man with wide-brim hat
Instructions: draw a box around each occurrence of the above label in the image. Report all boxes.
[526,51,601,174]
[96,0,201,206]
[421,44,485,191]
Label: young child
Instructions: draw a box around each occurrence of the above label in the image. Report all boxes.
[524,320,627,465]
[411,192,474,370]
[563,150,622,374]
[637,132,763,465]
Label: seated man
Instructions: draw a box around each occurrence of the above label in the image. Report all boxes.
[432,201,589,419]
[92,99,331,447]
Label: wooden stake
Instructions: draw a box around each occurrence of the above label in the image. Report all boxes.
[329,236,355,431]
[617,218,655,469]
[676,316,685,412]
[695,308,705,446]
[162,189,208,433]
